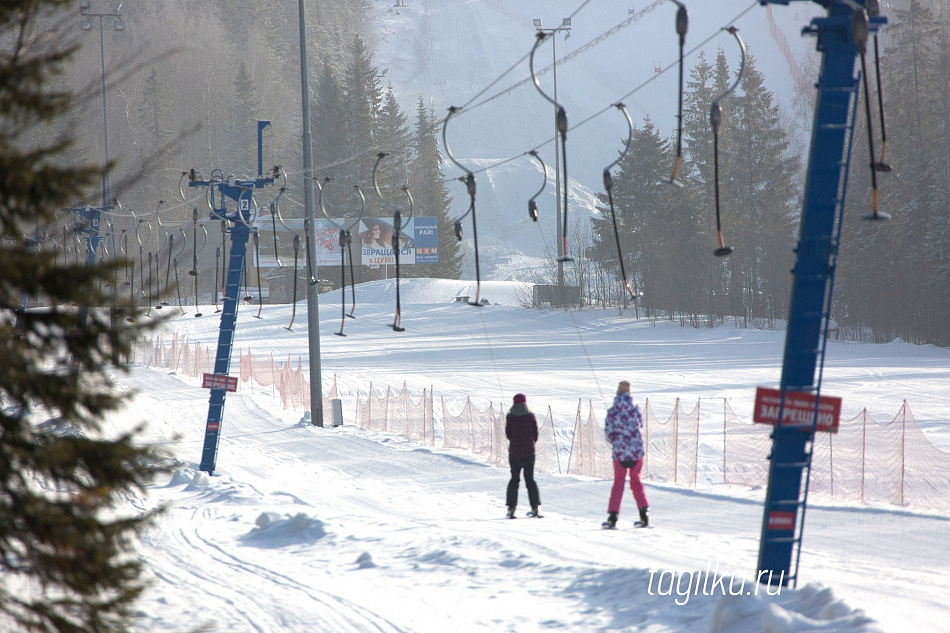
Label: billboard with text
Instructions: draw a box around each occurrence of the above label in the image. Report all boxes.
[253,215,439,268]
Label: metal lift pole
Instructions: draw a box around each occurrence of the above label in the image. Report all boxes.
[195,121,275,475]
[756,0,885,587]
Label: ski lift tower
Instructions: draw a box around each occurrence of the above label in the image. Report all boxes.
[755,0,885,587]
[190,120,275,475]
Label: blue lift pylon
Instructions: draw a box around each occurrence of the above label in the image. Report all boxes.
[191,121,276,475]
[756,1,885,587]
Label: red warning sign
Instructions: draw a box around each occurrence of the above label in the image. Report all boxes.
[202,373,238,392]
[753,387,841,433]
[768,511,797,531]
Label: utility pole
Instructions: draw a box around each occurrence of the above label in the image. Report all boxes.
[79,0,123,209]
[298,0,324,426]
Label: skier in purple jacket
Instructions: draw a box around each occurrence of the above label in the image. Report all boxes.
[505,393,541,518]
[603,380,649,528]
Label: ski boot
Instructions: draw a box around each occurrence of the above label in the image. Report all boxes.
[506,506,516,519]
[527,506,542,518]
[602,511,618,529]
[635,506,649,528]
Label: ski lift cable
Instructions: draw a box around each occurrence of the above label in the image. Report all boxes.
[463,3,758,181]
[262,0,676,184]
[268,1,754,191]
[461,0,671,120]
[709,26,746,257]
[451,0,599,111]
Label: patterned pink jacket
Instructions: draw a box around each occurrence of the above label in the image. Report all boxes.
[604,392,645,462]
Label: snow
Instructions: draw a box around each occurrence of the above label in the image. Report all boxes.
[98,278,950,632]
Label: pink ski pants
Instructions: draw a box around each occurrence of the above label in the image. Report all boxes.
[608,458,648,513]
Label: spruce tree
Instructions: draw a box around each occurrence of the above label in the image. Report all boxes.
[343,35,384,215]
[589,117,688,317]
[730,52,799,325]
[375,86,411,196]
[0,2,165,631]
[225,60,258,174]
[134,66,174,202]
[312,61,349,181]
[410,98,462,279]
[836,0,950,345]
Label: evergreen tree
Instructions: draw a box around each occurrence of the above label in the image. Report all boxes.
[730,52,800,325]
[589,117,689,317]
[134,66,174,202]
[0,2,165,631]
[312,61,349,180]
[342,35,384,216]
[410,98,462,279]
[836,0,950,345]
[375,86,411,194]
[679,50,732,321]
[225,60,258,174]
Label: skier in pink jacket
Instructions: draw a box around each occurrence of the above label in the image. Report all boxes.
[603,380,649,529]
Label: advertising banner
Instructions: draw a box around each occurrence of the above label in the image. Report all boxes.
[254,215,438,268]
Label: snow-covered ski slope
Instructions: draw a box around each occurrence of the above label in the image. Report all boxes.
[107,278,950,632]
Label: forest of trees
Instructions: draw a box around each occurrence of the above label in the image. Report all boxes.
[57,0,949,346]
[586,1,949,347]
[62,0,462,291]
[587,48,800,330]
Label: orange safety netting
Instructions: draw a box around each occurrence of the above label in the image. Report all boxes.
[135,334,950,510]
[353,382,435,445]
[133,334,338,415]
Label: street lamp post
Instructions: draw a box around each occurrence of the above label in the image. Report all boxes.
[297,0,324,426]
[533,17,571,302]
[80,0,123,210]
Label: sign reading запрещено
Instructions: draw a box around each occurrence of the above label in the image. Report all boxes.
[752,386,842,433]
[253,216,439,267]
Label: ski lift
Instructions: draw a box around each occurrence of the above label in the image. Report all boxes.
[664,1,688,187]
[602,102,639,299]
[852,7,891,222]
[708,26,746,257]
[529,31,573,262]
[526,150,548,222]
[442,107,486,307]
[320,178,365,336]
[372,153,415,331]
